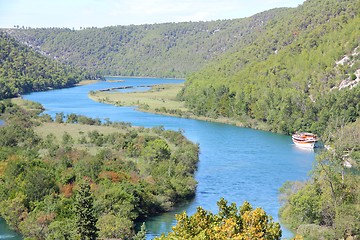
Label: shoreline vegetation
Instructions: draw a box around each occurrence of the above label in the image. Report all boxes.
[88,83,272,132]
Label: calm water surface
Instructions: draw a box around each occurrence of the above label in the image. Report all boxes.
[1,77,315,239]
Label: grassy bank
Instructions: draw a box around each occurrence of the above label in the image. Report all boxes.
[34,122,129,155]
[89,84,187,112]
[75,79,100,86]
[88,83,273,130]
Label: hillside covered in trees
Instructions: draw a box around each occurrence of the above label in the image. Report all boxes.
[0,32,86,100]
[174,1,360,236]
[179,0,360,136]
[6,8,286,78]
[173,0,360,238]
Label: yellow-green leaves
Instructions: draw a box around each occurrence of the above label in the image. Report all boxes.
[156,198,281,240]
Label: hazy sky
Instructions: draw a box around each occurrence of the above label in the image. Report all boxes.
[0,0,305,29]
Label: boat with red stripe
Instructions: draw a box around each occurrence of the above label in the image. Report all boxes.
[292,132,318,148]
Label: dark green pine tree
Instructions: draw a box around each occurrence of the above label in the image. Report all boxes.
[75,180,99,240]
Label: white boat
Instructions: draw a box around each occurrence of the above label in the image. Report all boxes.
[292,132,318,148]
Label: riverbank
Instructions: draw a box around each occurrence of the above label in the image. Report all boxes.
[75,79,100,86]
[88,83,273,132]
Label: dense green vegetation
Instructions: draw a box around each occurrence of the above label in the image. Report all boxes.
[156,198,282,240]
[0,32,87,100]
[1,0,360,238]
[179,0,360,136]
[6,8,286,78]
[0,100,199,239]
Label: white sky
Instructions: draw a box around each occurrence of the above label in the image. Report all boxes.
[0,0,305,29]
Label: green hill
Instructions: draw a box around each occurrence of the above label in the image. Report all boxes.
[179,0,360,136]
[0,32,85,100]
[5,8,287,78]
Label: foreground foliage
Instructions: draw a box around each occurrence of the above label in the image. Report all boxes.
[0,100,199,239]
[156,198,281,240]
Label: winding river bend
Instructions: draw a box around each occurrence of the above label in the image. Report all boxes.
[1,77,315,239]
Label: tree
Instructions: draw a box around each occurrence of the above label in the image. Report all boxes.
[142,139,171,162]
[156,198,281,240]
[97,213,133,239]
[133,223,146,240]
[75,180,99,240]
[55,112,64,123]
[0,193,27,231]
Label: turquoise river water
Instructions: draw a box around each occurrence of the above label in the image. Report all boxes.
[1,77,315,239]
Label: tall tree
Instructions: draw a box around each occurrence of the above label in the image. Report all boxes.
[75,180,99,240]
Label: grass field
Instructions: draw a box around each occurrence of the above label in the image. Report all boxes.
[11,97,44,114]
[33,121,175,156]
[34,122,127,141]
[89,83,188,113]
[75,79,100,86]
[34,122,130,154]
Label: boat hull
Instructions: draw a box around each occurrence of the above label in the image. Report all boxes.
[292,139,316,148]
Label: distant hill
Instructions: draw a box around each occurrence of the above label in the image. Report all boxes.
[5,8,287,78]
[0,32,85,100]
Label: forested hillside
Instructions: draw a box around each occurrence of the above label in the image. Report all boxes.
[6,8,286,78]
[0,32,85,100]
[179,0,360,137]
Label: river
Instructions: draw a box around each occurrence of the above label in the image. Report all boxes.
[1,77,315,239]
